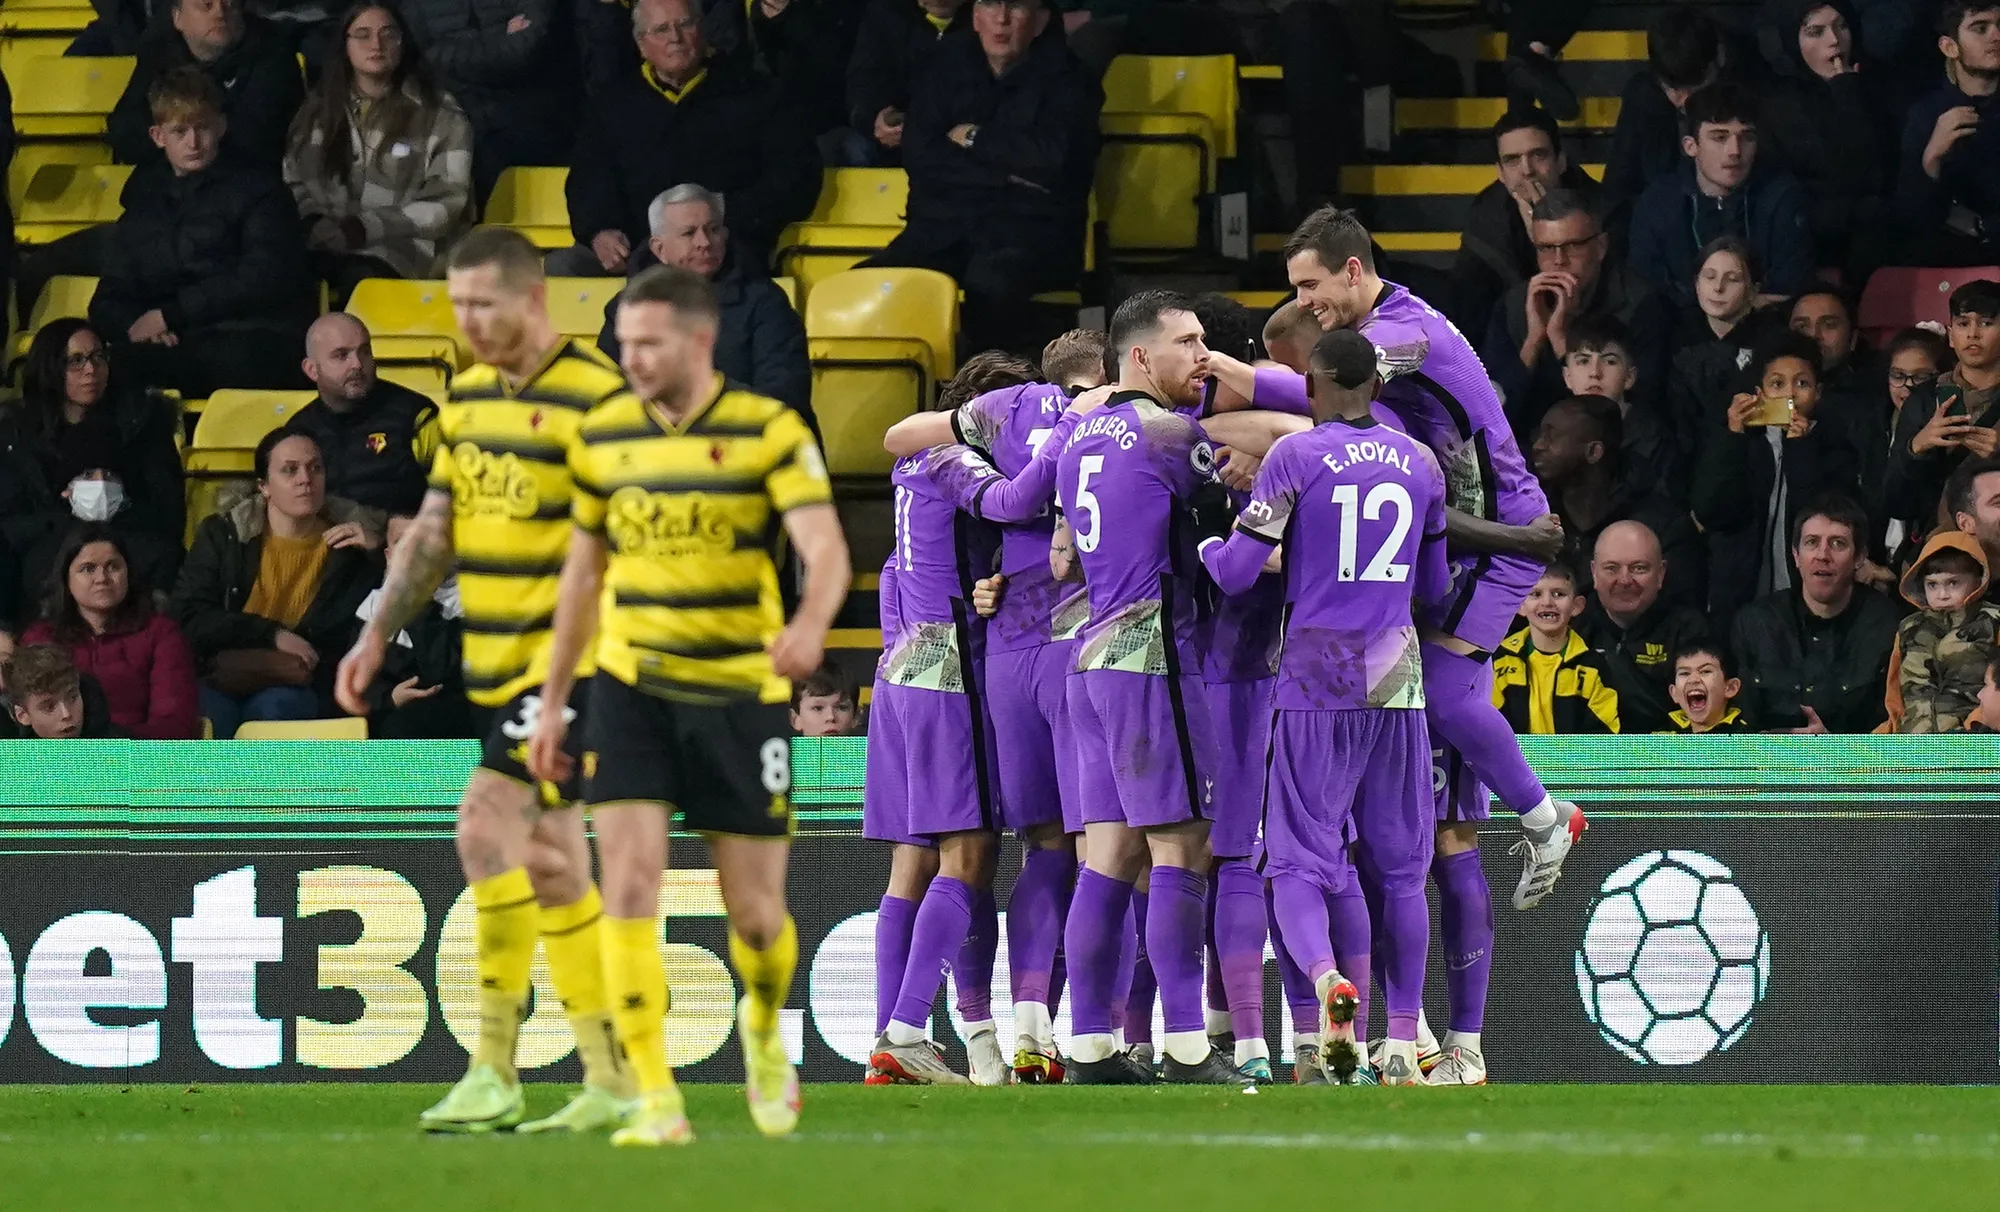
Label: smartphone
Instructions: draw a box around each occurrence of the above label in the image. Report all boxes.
[1939,381,1968,419]
[1744,394,1795,428]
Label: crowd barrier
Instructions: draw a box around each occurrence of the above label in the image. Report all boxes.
[1,738,1995,1084]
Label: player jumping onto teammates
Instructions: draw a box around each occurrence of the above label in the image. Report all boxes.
[1200,328,1453,1085]
[334,229,634,1134]
[1284,207,1585,1085]
[526,265,850,1146]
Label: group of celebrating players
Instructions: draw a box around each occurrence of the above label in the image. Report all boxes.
[328,202,1588,1151]
[864,206,1586,1089]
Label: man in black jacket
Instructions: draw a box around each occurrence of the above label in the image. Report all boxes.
[1730,496,1901,732]
[1447,109,1603,339]
[862,0,1100,352]
[1893,2,2000,265]
[1603,7,1729,216]
[404,0,583,203]
[105,0,303,171]
[287,313,443,518]
[1576,519,1713,735]
[557,0,820,275]
[845,0,969,166]
[706,0,864,148]
[89,68,313,397]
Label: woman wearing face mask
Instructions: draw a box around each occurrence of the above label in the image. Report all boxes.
[22,524,200,739]
[0,318,185,605]
[170,429,386,738]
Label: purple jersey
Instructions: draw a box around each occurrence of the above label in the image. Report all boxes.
[1200,484,1284,684]
[951,383,1073,652]
[1056,393,1216,673]
[878,451,1003,692]
[1361,281,1547,527]
[1201,416,1451,711]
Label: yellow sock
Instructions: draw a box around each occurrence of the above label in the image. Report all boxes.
[728,917,798,1037]
[471,868,538,1079]
[539,885,630,1096]
[601,915,675,1095]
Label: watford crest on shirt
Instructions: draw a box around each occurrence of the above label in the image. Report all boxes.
[365,432,389,454]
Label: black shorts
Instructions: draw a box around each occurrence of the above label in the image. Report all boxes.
[469,681,594,806]
[584,674,794,838]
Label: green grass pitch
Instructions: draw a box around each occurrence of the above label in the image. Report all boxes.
[6,1084,1998,1210]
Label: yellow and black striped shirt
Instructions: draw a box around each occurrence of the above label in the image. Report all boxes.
[429,339,627,706]
[570,373,832,704]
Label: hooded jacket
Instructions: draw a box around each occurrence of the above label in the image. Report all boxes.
[1753,0,1893,259]
[1889,529,2000,734]
[1628,160,1816,309]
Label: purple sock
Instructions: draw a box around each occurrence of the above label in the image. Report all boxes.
[1214,859,1268,1043]
[1109,899,1136,1033]
[1124,891,1157,1044]
[1061,867,1132,1037]
[1377,884,1431,1042]
[1422,645,1549,813]
[1050,946,1067,1018]
[1203,875,1227,1015]
[1007,847,1076,1006]
[1326,880,1373,1047]
[874,894,919,1035]
[891,876,976,1031]
[1434,848,1493,1035]
[1267,885,1318,1038]
[954,886,998,1023]
[1270,875,1334,983]
[1147,865,1212,1036]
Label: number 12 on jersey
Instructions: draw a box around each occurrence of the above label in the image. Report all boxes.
[1330,481,1412,582]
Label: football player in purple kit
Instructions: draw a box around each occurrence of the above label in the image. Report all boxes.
[1054,291,1249,1086]
[1199,326,1453,1086]
[1283,206,1583,1086]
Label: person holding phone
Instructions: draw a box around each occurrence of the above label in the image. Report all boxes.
[1692,331,1864,625]
[1885,279,2000,522]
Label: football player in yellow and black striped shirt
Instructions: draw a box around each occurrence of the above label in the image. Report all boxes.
[526,264,850,1147]
[332,229,631,1137]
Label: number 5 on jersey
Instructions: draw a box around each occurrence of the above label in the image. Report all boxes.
[1070,453,1105,553]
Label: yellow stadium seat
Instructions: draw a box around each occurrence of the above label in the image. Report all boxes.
[805,268,957,478]
[346,278,464,371]
[1097,56,1237,255]
[378,360,450,399]
[547,276,621,341]
[191,389,316,450]
[233,717,370,740]
[14,161,129,244]
[773,169,910,308]
[10,55,133,138]
[773,276,798,310]
[7,273,96,370]
[0,5,97,35]
[803,168,909,226]
[9,139,107,212]
[1102,54,1237,160]
[485,166,573,249]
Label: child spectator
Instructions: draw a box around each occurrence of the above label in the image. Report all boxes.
[1561,312,1683,497]
[1664,641,1752,733]
[1875,325,1953,567]
[1884,279,2000,526]
[3,643,121,738]
[1491,564,1620,734]
[1971,651,2000,730]
[1894,531,2000,733]
[791,661,861,736]
[348,515,468,739]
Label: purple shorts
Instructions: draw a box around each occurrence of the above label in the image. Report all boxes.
[1429,552,1544,655]
[862,681,1000,840]
[984,643,1075,835]
[1205,678,1274,860]
[1070,668,1217,831]
[1257,708,1435,897]
[1431,736,1491,824]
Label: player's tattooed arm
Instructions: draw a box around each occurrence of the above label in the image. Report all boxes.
[1049,516,1081,582]
[883,411,958,458]
[1444,509,1566,563]
[369,488,455,639]
[1200,410,1311,458]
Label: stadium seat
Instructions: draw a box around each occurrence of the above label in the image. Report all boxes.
[9,55,133,138]
[805,268,957,478]
[9,139,108,213]
[183,390,317,545]
[7,274,97,372]
[346,279,465,372]
[484,166,573,250]
[378,361,450,400]
[773,169,909,307]
[774,276,798,310]
[233,717,370,740]
[546,276,622,343]
[14,161,130,244]
[1858,267,2000,348]
[1096,55,1237,255]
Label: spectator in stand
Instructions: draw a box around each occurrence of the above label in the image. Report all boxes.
[105,0,305,171]
[1884,280,2000,525]
[845,0,970,166]
[594,185,813,430]
[1972,651,2000,729]
[0,319,186,602]
[285,313,443,518]
[862,0,1101,352]
[91,69,314,397]
[1878,325,1955,565]
[2,644,121,738]
[1560,312,1683,499]
[1447,109,1605,339]
[1754,0,1894,279]
[349,515,469,738]
[706,0,864,159]
[1530,393,1702,607]
[556,0,819,276]
[23,525,200,739]
[1894,3,2000,266]
[1731,496,1900,732]
[171,429,384,738]
[403,0,582,204]
[1577,520,1712,735]
[1662,642,1753,733]
[1694,332,1864,625]
[791,660,861,736]
[283,2,475,307]
[1790,288,1887,492]
[1481,188,1670,449]
[1628,82,1815,311]
[1491,562,1621,735]
[1892,530,2000,732]
[1603,8,1728,215]
[0,625,12,683]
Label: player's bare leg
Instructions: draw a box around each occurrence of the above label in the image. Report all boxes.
[712,835,804,1135]
[1062,821,1155,1083]
[1009,827,1076,1083]
[872,831,997,1085]
[594,799,693,1148]
[1146,824,1252,1085]
[1426,822,1491,1086]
